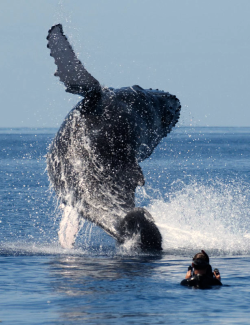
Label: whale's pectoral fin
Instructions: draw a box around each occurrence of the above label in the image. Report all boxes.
[119,208,162,251]
[58,205,81,249]
[47,24,101,96]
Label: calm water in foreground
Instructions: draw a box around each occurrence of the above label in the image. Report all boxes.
[1,127,250,324]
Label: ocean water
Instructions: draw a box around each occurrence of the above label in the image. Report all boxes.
[1,127,250,324]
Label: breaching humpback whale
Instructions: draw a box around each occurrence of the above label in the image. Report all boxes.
[46,24,181,250]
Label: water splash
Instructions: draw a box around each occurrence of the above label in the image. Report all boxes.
[45,177,250,256]
[148,179,250,255]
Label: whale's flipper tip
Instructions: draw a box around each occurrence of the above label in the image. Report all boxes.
[47,24,101,96]
[119,208,162,251]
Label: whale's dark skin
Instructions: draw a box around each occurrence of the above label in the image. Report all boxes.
[46,24,181,250]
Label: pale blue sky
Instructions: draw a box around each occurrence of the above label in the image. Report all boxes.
[1,0,250,127]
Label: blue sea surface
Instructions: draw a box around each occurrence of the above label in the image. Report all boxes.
[1,127,250,324]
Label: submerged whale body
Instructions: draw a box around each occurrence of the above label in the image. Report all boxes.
[46,24,181,250]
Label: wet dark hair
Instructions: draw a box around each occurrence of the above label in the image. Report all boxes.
[192,250,209,270]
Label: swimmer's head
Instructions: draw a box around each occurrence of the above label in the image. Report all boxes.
[192,250,209,270]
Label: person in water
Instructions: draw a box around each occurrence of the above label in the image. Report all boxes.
[180,250,222,288]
